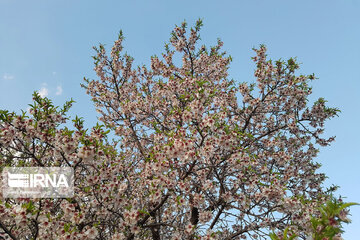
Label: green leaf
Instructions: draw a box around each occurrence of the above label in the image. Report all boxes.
[64,223,71,232]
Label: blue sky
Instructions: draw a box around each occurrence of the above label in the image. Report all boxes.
[1,0,359,238]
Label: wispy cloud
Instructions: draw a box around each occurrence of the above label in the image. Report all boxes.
[37,83,62,97]
[2,73,14,80]
[39,86,49,98]
[56,85,63,95]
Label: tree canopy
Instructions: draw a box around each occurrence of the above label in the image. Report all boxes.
[0,19,356,240]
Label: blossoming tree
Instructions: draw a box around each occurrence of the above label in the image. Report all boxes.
[0,20,355,240]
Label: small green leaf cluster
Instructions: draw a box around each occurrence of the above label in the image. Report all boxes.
[270,197,358,240]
